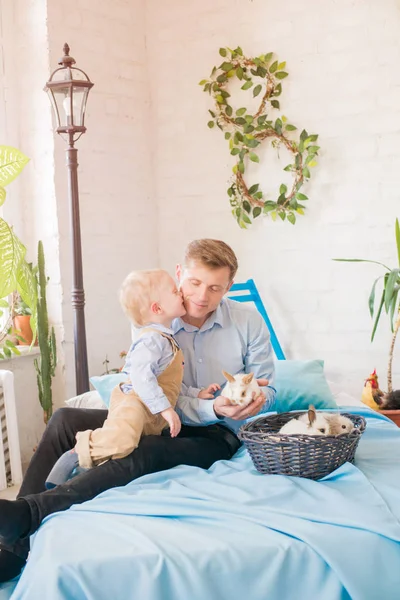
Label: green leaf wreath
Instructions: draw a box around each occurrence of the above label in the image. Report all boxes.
[200,47,320,228]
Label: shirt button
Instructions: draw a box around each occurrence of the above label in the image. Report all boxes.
[198,358,203,363]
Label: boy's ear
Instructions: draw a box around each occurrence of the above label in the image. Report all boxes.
[150,301,162,315]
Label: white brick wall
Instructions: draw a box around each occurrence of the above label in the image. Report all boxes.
[147,0,400,399]
[46,0,158,398]
[2,0,400,471]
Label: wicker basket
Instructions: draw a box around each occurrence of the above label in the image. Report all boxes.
[238,411,366,480]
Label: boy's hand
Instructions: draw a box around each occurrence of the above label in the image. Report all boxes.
[198,383,221,399]
[161,407,181,437]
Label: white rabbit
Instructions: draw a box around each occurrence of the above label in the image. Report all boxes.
[279,406,354,436]
[279,405,330,436]
[222,371,261,407]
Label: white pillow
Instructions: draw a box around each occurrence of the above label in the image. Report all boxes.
[65,390,107,410]
[327,380,363,407]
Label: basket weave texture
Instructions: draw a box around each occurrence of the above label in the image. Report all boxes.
[238,411,366,480]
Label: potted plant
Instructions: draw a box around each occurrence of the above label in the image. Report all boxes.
[335,218,400,425]
[0,145,37,359]
[13,295,34,346]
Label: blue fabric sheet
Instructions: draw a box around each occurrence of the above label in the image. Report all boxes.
[2,407,400,600]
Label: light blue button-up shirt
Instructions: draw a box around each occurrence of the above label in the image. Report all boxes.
[122,324,179,414]
[172,298,276,434]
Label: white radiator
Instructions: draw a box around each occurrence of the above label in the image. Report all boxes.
[0,370,22,491]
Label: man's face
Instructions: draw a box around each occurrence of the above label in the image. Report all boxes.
[176,261,233,323]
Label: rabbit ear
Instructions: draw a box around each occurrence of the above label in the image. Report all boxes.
[308,405,317,425]
[222,370,235,383]
[243,373,254,385]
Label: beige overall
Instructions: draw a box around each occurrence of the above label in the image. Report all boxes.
[75,329,184,468]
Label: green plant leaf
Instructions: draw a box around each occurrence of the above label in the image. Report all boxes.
[0,146,29,188]
[231,148,240,155]
[0,187,6,207]
[243,201,251,213]
[279,183,287,195]
[264,52,273,63]
[0,218,27,298]
[224,132,231,140]
[207,121,215,128]
[219,48,227,57]
[241,80,253,90]
[371,288,385,341]
[269,61,278,73]
[332,258,391,270]
[285,124,297,131]
[221,62,234,72]
[238,161,245,173]
[275,71,288,79]
[368,275,384,317]
[242,212,252,225]
[253,207,262,218]
[3,346,11,359]
[248,184,259,195]
[271,100,280,109]
[236,107,246,116]
[287,212,296,225]
[296,192,308,200]
[389,286,399,330]
[384,268,400,313]
[279,211,286,221]
[396,218,400,267]
[249,152,259,162]
[199,79,208,85]
[236,67,244,80]
[253,84,262,97]
[225,105,233,117]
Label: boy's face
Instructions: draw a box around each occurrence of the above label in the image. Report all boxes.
[159,274,187,320]
[176,261,233,325]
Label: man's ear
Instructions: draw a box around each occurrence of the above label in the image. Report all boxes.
[226,280,234,294]
[150,301,162,315]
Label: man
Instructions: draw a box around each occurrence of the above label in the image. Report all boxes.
[0,239,276,582]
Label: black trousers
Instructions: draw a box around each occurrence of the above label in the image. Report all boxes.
[5,407,240,559]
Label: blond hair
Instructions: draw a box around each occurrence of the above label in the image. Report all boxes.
[184,239,238,280]
[119,269,169,326]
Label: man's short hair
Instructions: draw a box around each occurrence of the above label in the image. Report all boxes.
[119,269,167,326]
[184,239,238,280]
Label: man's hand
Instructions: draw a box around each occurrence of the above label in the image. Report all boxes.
[213,378,269,421]
[161,407,181,437]
[198,383,221,399]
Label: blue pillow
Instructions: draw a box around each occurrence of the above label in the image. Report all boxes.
[90,373,127,408]
[91,359,337,413]
[274,359,337,413]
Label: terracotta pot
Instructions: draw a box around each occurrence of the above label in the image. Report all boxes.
[13,315,33,346]
[380,409,400,427]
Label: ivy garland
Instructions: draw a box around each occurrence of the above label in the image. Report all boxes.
[200,47,320,227]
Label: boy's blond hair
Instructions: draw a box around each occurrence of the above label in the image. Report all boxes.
[184,239,238,280]
[119,269,168,326]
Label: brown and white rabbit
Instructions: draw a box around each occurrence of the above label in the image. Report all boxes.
[279,406,354,436]
[222,371,261,407]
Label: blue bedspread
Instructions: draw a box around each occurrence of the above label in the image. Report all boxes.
[2,407,400,600]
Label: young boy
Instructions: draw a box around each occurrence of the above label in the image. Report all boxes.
[46,269,218,488]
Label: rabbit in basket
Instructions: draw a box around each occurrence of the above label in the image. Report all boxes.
[222,371,261,407]
[279,405,354,436]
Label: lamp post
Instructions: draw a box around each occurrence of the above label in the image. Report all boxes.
[44,43,94,394]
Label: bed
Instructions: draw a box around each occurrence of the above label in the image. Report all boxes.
[1,403,400,600]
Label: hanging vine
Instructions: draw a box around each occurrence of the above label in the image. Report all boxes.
[200,47,320,227]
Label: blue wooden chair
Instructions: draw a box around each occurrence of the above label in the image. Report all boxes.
[228,278,286,360]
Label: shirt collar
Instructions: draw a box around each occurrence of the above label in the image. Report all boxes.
[133,323,174,337]
[172,299,225,334]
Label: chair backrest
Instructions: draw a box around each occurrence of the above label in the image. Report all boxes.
[228,278,286,360]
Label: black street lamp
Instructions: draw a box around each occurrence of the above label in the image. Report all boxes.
[44,43,94,394]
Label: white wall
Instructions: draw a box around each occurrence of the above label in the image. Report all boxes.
[46,0,159,398]
[147,0,400,398]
